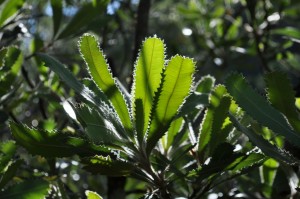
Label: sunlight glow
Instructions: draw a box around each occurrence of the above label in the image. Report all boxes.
[182,28,193,36]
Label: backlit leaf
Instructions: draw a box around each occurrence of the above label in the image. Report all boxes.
[85,190,103,199]
[198,85,231,157]
[131,37,165,143]
[195,75,215,93]
[0,0,25,26]
[147,55,195,153]
[79,34,132,136]
[0,141,16,173]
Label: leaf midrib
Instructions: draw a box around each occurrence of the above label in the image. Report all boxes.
[161,58,184,123]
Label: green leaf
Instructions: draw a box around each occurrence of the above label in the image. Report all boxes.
[38,53,129,144]
[10,122,112,158]
[225,73,300,148]
[79,34,132,136]
[131,37,165,143]
[0,141,16,173]
[147,55,195,153]
[37,53,99,106]
[0,47,23,90]
[198,85,231,157]
[51,0,63,38]
[85,190,103,199]
[56,1,109,39]
[166,117,184,150]
[195,75,215,93]
[0,179,49,199]
[74,104,127,147]
[272,27,300,39]
[232,153,266,171]
[0,0,25,26]
[191,143,242,181]
[0,48,7,68]
[82,155,134,176]
[0,159,24,189]
[229,114,298,164]
[176,92,209,118]
[265,72,300,133]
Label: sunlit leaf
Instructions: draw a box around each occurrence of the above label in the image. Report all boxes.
[147,55,195,153]
[0,0,25,26]
[131,37,165,143]
[198,85,231,157]
[195,75,215,93]
[85,190,103,199]
[79,34,132,136]
[0,141,16,173]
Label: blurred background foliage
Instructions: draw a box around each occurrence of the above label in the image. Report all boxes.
[1,0,300,198]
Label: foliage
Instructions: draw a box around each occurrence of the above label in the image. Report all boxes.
[1,0,300,198]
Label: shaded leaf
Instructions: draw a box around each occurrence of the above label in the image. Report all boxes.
[74,104,126,147]
[226,73,300,147]
[176,92,209,118]
[0,179,49,199]
[51,0,63,38]
[265,72,300,133]
[79,34,132,135]
[0,141,16,173]
[37,53,99,106]
[131,37,165,143]
[56,1,109,39]
[272,27,300,39]
[191,143,242,181]
[82,155,134,177]
[10,122,112,158]
[232,153,266,171]
[229,114,298,165]
[0,159,24,189]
